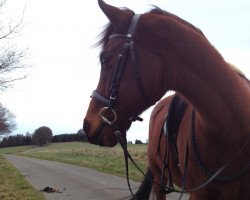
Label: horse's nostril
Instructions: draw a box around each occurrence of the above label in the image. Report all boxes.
[83,120,90,135]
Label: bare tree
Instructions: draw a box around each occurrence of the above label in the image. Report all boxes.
[0,0,27,91]
[0,0,26,138]
[0,103,16,137]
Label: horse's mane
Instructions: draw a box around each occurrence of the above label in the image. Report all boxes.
[149,6,204,37]
[96,7,204,48]
[96,6,249,81]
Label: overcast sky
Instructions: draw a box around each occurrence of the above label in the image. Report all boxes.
[1,0,249,143]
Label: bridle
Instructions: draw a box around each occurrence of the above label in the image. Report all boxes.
[90,14,150,197]
[91,14,147,128]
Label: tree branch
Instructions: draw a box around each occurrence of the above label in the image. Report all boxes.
[0,0,28,90]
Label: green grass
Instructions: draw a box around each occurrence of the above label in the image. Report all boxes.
[15,142,148,181]
[0,142,148,181]
[0,154,45,200]
[0,142,148,200]
[0,145,35,155]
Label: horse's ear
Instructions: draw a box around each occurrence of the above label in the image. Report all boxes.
[98,0,132,30]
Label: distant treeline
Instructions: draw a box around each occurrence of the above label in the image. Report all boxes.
[0,131,88,148]
[0,134,32,148]
[51,133,87,143]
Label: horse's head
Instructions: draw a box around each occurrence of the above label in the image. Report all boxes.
[83,0,205,147]
[83,0,168,146]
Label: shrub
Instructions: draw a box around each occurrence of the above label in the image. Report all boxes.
[32,126,53,146]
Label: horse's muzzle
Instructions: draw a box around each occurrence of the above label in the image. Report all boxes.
[83,119,114,146]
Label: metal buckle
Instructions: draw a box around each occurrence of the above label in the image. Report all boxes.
[99,107,117,125]
[110,95,116,100]
[126,34,133,38]
[114,130,121,136]
[125,40,133,46]
[125,34,133,46]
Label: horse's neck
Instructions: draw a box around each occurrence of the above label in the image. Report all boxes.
[171,59,250,142]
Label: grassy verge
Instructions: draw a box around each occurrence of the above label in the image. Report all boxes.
[0,154,45,200]
[0,145,35,155]
[15,142,148,181]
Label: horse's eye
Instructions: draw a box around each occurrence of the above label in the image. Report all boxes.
[101,58,106,65]
[100,54,108,65]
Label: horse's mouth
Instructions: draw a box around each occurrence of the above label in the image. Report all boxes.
[89,123,106,146]
[84,120,117,147]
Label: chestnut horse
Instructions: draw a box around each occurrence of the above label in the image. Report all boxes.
[83,0,250,199]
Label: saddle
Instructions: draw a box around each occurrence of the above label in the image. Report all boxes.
[158,94,188,194]
[158,74,250,195]
[164,94,188,140]
[164,94,188,164]
[157,94,188,166]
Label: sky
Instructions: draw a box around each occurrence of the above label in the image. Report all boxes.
[1,0,250,143]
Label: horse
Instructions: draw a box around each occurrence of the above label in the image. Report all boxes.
[83,0,250,199]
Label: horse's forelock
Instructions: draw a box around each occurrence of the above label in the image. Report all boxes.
[95,7,133,49]
[95,23,113,48]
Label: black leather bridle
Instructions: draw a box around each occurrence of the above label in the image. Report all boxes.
[91,14,147,128]
[90,14,150,197]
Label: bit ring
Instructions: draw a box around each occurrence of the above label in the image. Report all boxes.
[99,107,117,125]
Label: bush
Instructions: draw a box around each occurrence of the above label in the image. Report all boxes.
[32,126,53,146]
[135,139,143,144]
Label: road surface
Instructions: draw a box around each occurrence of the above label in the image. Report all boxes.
[4,154,189,200]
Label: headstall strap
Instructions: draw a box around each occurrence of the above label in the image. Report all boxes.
[90,14,148,198]
[91,14,144,122]
[108,14,142,104]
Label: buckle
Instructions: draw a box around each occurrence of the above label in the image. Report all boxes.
[99,107,117,125]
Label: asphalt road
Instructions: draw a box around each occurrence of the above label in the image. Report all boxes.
[4,155,189,200]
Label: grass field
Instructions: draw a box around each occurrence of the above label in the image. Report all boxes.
[21,142,148,181]
[0,142,148,181]
[0,145,35,155]
[0,154,45,200]
[0,142,148,199]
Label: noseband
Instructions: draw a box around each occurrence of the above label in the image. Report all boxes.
[91,14,147,126]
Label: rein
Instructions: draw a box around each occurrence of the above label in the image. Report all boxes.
[191,111,250,182]
[121,109,250,199]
